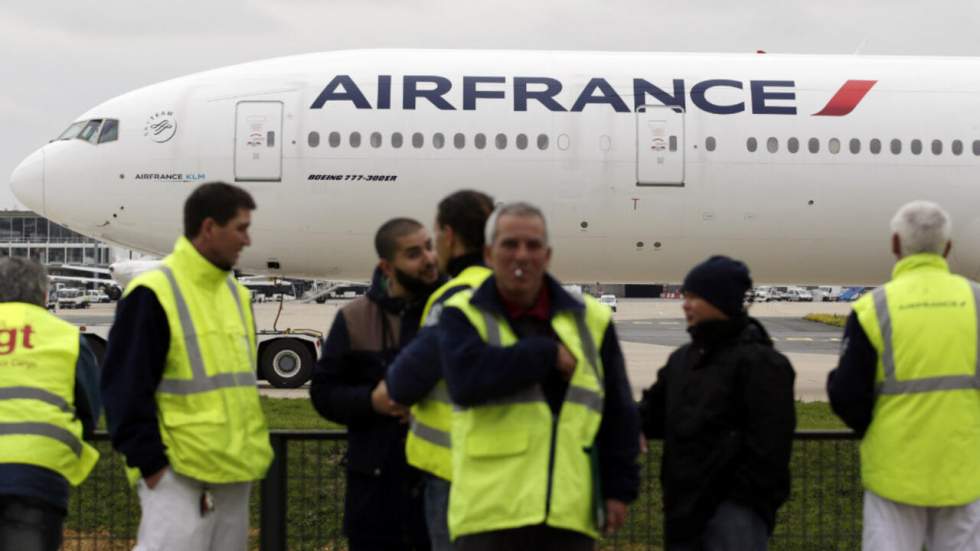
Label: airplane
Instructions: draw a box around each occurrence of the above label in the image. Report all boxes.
[10,49,980,285]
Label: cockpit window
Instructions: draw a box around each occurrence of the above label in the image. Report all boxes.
[77,120,103,143]
[57,121,87,140]
[99,119,119,143]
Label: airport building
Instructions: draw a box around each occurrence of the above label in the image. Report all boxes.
[0,210,116,265]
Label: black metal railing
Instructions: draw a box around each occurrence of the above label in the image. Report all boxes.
[61,430,861,551]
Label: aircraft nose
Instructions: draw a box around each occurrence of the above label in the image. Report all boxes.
[9,149,45,214]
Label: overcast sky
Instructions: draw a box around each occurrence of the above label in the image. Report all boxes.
[3,0,980,209]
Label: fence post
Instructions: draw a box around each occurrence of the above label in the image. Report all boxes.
[260,433,288,551]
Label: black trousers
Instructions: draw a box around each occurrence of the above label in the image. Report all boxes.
[456,524,595,551]
[0,495,65,551]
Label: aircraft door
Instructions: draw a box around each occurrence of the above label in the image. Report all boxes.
[235,101,283,182]
[636,105,684,186]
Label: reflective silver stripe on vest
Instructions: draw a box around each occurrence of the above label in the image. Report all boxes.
[482,311,501,346]
[0,422,82,456]
[156,266,257,395]
[0,386,73,413]
[411,418,451,448]
[565,386,603,413]
[574,311,601,379]
[226,277,257,374]
[875,284,980,395]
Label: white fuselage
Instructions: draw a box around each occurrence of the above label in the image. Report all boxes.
[11,50,980,284]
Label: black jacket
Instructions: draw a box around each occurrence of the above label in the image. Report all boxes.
[309,267,434,546]
[826,312,877,435]
[640,317,796,543]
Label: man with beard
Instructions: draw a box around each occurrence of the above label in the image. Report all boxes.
[311,217,441,551]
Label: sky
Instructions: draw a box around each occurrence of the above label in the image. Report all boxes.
[3,0,980,209]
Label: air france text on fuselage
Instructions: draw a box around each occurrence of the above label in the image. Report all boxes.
[310,76,876,116]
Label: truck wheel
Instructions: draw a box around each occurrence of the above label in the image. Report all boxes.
[260,339,314,388]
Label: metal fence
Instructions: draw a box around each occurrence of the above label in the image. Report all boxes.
[61,430,861,551]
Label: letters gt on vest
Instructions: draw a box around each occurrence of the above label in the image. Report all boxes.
[0,325,34,355]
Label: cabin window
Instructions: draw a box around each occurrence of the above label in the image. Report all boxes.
[454,133,466,149]
[849,138,861,154]
[433,133,445,149]
[307,132,319,148]
[890,139,902,155]
[787,137,799,153]
[766,137,778,153]
[537,134,549,150]
[370,132,382,148]
[808,138,820,154]
[870,139,881,154]
[746,137,757,152]
[973,140,980,155]
[98,119,119,144]
[412,132,424,148]
[828,138,841,154]
[474,133,487,150]
[952,139,963,155]
[910,139,922,155]
[391,132,404,149]
[328,132,341,147]
[705,136,716,151]
[78,120,103,143]
[495,133,507,150]
[931,140,942,155]
[516,133,528,150]
[349,132,361,148]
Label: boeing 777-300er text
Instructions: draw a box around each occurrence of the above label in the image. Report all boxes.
[10,49,980,284]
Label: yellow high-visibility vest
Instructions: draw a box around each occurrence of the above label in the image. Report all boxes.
[443,288,611,539]
[405,265,492,481]
[0,302,99,486]
[123,236,272,484]
[854,253,980,506]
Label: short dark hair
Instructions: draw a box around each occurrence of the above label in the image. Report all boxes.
[375,218,424,261]
[184,182,257,238]
[436,190,495,252]
[0,257,47,307]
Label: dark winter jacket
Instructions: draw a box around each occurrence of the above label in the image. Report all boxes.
[640,316,796,543]
[309,267,435,546]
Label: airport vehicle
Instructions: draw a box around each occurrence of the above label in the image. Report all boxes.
[784,287,813,302]
[56,288,90,309]
[85,289,111,303]
[11,50,980,287]
[48,264,123,300]
[599,294,618,312]
[838,286,868,302]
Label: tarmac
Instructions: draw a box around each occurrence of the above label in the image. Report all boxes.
[60,298,850,402]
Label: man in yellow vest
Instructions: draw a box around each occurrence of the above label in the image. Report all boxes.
[0,257,100,551]
[102,182,273,551]
[437,202,641,550]
[386,189,496,551]
[828,200,980,550]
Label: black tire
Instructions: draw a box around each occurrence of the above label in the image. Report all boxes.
[259,339,314,388]
[105,286,122,301]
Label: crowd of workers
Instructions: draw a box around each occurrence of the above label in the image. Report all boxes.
[0,181,977,551]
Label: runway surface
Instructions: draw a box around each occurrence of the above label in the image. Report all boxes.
[62,299,849,401]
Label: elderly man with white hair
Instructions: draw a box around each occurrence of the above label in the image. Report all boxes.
[827,200,980,551]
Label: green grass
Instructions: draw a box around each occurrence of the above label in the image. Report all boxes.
[260,396,340,430]
[804,313,847,328]
[67,399,857,550]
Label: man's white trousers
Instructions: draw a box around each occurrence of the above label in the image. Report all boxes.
[133,469,251,551]
[863,490,980,551]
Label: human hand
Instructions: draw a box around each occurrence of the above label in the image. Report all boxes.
[604,499,629,536]
[371,380,410,420]
[144,467,167,490]
[639,434,649,454]
[556,344,577,381]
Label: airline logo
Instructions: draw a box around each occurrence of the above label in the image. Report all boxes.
[310,76,876,117]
